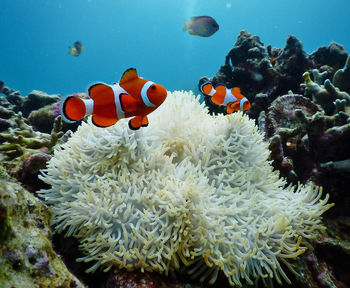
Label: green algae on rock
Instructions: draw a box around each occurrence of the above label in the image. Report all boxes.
[0,179,84,288]
[39,90,333,287]
[0,114,65,161]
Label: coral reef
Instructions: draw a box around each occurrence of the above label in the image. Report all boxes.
[16,152,52,192]
[0,106,16,132]
[199,31,349,121]
[105,271,200,288]
[198,30,350,221]
[0,87,60,117]
[291,217,350,288]
[198,30,317,116]
[28,103,58,134]
[309,42,348,70]
[0,31,349,288]
[258,94,323,182]
[39,90,332,287]
[333,55,350,93]
[0,113,65,161]
[259,92,350,216]
[302,71,350,114]
[0,178,84,288]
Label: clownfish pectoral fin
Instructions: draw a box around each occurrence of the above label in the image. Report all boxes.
[120,68,139,85]
[141,116,149,127]
[210,95,221,105]
[128,115,147,130]
[92,114,118,128]
[61,95,86,123]
[226,103,234,114]
[120,93,138,113]
[226,102,240,114]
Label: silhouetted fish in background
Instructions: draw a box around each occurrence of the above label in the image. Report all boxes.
[183,16,219,37]
[69,41,83,56]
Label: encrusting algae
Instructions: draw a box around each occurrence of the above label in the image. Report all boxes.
[38,90,333,287]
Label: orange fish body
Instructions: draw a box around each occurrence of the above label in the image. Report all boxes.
[199,81,251,114]
[61,68,167,129]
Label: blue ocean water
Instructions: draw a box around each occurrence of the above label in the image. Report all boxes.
[1,0,349,97]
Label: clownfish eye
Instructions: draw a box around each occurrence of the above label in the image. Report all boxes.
[151,85,156,90]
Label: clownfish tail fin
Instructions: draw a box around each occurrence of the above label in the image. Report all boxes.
[60,95,90,123]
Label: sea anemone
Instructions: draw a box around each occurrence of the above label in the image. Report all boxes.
[39,90,332,286]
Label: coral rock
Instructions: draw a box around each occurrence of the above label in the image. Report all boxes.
[0,114,65,161]
[332,55,350,93]
[302,71,350,114]
[310,42,348,70]
[0,179,84,288]
[28,103,57,133]
[262,93,322,139]
[22,90,61,117]
[199,31,316,119]
[17,152,51,191]
[0,81,5,92]
[106,270,200,288]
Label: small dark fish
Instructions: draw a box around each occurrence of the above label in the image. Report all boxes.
[183,16,219,37]
[69,41,83,56]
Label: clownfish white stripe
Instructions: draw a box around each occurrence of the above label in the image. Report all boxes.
[84,99,94,115]
[208,86,215,96]
[141,81,156,107]
[240,98,248,110]
[223,90,237,105]
[112,84,126,119]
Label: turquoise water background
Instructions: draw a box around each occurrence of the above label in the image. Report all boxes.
[1,0,350,96]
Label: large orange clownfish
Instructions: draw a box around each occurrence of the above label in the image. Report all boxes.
[199,80,251,114]
[61,68,167,130]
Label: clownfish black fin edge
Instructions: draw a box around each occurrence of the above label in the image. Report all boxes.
[128,120,140,130]
[120,68,139,85]
[60,96,78,123]
[199,80,212,95]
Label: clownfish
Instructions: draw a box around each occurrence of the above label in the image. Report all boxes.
[61,68,167,130]
[199,81,251,114]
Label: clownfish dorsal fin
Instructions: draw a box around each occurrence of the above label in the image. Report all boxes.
[232,87,244,99]
[120,68,139,85]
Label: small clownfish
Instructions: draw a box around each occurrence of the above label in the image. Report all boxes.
[61,68,167,130]
[199,81,251,114]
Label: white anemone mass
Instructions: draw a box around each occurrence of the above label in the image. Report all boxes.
[39,90,332,286]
